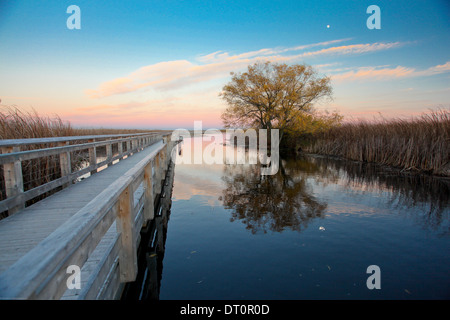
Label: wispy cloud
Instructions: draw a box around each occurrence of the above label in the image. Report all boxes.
[299,42,403,58]
[419,61,450,76]
[332,61,450,82]
[85,39,405,99]
[196,38,353,63]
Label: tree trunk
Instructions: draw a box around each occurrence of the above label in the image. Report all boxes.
[279,129,284,144]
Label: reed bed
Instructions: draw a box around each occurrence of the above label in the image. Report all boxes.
[305,109,450,176]
[0,106,74,139]
[0,106,157,139]
[0,105,155,217]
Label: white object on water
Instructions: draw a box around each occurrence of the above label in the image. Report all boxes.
[319,226,325,231]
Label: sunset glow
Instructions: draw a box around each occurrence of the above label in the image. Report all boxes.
[1,1,449,129]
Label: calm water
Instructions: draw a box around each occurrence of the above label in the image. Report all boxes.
[124,136,449,300]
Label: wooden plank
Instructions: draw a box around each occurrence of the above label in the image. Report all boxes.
[1,146,24,215]
[143,162,154,222]
[0,145,144,212]
[62,225,120,300]
[58,141,71,189]
[0,139,168,299]
[134,207,144,244]
[0,132,163,148]
[36,203,118,299]
[98,260,123,300]
[154,152,162,195]
[0,134,162,165]
[106,143,112,167]
[0,174,72,213]
[116,186,137,283]
[117,141,123,160]
[133,185,145,236]
[88,139,97,176]
[131,172,144,193]
[0,167,133,298]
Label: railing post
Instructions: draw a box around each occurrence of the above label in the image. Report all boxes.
[154,153,162,196]
[162,136,170,175]
[143,162,154,223]
[1,146,24,215]
[88,139,97,176]
[161,148,167,177]
[116,185,138,282]
[58,141,71,189]
[117,140,123,161]
[106,141,112,167]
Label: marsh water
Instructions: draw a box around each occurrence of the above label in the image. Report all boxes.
[124,136,449,300]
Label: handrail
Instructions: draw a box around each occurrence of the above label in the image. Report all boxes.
[0,137,177,299]
[0,135,157,164]
[0,132,171,216]
[0,132,169,147]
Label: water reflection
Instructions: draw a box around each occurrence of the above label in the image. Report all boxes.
[126,137,449,300]
[306,155,450,236]
[175,135,449,235]
[221,152,449,235]
[221,161,328,234]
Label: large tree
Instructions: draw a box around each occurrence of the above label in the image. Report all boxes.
[220,61,335,141]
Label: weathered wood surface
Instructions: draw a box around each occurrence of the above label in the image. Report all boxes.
[0,136,178,300]
[120,157,176,301]
[0,132,165,148]
[0,133,162,216]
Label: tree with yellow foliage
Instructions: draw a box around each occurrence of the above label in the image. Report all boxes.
[220,61,341,145]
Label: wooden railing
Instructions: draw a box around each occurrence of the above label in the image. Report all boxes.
[0,133,179,299]
[0,133,164,216]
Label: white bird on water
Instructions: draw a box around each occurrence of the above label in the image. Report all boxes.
[319,226,325,231]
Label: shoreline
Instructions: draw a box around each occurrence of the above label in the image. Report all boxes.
[295,151,450,180]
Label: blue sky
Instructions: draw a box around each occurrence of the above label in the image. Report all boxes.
[0,0,449,129]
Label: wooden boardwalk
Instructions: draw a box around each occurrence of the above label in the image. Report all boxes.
[0,133,179,299]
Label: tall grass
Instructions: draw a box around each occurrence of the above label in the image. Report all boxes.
[0,105,156,217]
[0,106,75,139]
[0,105,156,139]
[305,109,450,176]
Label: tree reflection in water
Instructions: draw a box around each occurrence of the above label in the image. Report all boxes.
[220,158,329,234]
[220,152,449,236]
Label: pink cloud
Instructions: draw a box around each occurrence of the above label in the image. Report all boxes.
[332,61,450,82]
[85,77,134,99]
[333,66,415,81]
[418,61,450,76]
[85,39,403,99]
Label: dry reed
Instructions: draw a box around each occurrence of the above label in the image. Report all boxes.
[0,105,156,217]
[305,108,450,176]
[0,105,157,139]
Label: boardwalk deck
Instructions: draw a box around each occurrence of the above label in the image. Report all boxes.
[0,137,176,299]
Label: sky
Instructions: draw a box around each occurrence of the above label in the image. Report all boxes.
[0,0,449,129]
